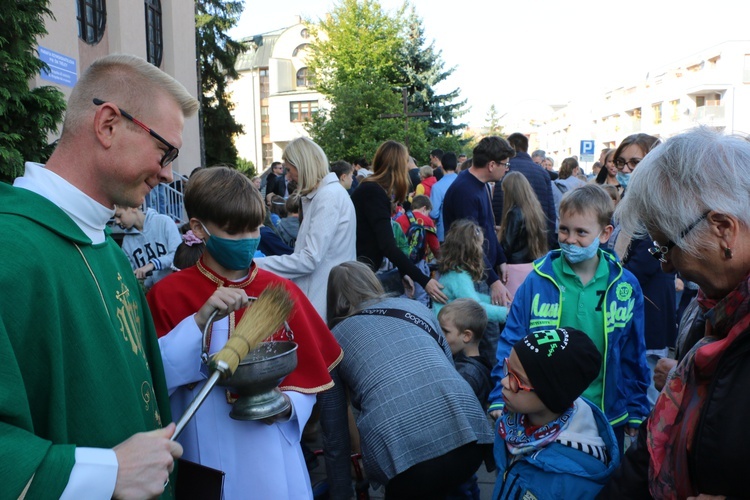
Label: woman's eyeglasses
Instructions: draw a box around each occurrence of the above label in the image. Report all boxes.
[648,211,711,263]
[502,358,535,393]
[614,158,641,170]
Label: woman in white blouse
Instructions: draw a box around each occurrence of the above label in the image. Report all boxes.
[254,137,356,320]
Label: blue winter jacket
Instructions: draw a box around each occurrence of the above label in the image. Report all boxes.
[488,249,650,428]
[492,398,620,499]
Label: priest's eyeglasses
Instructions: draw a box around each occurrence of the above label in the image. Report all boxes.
[648,211,711,263]
[93,98,179,167]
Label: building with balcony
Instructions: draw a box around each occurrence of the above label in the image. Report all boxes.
[35,0,201,177]
[230,20,328,171]
[518,41,750,167]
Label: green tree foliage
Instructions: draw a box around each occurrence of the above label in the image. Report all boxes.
[307,0,405,95]
[0,0,66,182]
[485,104,504,136]
[307,79,427,163]
[235,157,256,177]
[306,0,459,162]
[399,5,466,139]
[196,0,245,167]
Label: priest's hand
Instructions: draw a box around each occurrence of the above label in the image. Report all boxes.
[112,422,182,500]
[194,287,249,333]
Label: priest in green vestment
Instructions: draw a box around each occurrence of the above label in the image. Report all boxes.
[0,54,198,499]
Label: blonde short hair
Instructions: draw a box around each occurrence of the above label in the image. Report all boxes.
[63,54,199,136]
[282,137,330,196]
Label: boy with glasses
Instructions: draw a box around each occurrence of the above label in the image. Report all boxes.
[489,184,650,457]
[494,328,619,498]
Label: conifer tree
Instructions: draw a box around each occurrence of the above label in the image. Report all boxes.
[0,0,66,181]
[196,0,245,167]
[399,5,466,139]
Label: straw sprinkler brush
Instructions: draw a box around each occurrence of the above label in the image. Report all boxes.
[172,284,294,440]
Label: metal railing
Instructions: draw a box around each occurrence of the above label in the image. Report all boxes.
[143,172,188,224]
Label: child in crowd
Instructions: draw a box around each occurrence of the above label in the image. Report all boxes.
[395,195,440,306]
[436,219,508,367]
[275,193,301,248]
[438,298,492,406]
[146,166,342,499]
[171,229,205,270]
[489,184,649,455]
[439,298,493,499]
[114,204,181,288]
[494,328,619,498]
[330,159,355,192]
[269,194,287,227]
[435,218,508,326]
[497,172,549,296]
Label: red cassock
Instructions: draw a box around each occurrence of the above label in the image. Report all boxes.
[147,258,342,393]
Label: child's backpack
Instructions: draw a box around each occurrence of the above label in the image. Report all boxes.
[404,211,436,262]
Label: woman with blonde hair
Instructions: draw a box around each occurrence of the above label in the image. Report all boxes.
[254,136,356,320]
[498,172,549,295]
[351,140,447,302]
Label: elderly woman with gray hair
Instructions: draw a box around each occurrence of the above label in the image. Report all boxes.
[600,127,750,499]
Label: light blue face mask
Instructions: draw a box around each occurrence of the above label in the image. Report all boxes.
[616,172,631,190]
[201,223,260,271]
[560,232,601,264]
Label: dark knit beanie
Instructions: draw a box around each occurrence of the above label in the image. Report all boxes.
[513,327,602,413]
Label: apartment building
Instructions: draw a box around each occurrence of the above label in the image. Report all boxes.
[529,41,750,164]
[230,20,328,171]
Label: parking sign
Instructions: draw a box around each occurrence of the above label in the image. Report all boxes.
[580,140,595,162]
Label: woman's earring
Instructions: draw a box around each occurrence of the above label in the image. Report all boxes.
[724,247,733,259]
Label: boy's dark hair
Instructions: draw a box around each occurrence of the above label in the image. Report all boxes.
[441,152,458,171]
[559,183,613,228]
[410,194,432,211]
[472,136,515,168]
[438,298,487,342]
[430,148,444,160]
[184,166,265,233]
[330,160,353,178]
[270,195,287,218]
[354,157,369,168]
[507,132,529,153]
[285,193,301,214]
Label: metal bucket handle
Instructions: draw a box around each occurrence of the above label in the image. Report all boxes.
[200,296,294,364]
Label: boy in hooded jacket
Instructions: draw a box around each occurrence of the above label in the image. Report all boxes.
[494,328,619,498]
[489,184,649,454]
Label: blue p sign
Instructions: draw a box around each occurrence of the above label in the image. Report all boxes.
[580,140,595,156]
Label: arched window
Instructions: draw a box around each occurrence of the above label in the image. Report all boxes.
[144,0,163,66]
[292,44,310,57]
[296,67,311,87]
[77,0,106,45]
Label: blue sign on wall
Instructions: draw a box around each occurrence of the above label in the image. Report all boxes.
[39,46,77,87]
[580,140,595,162]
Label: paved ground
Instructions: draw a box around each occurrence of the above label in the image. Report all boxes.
[306,420,498,499]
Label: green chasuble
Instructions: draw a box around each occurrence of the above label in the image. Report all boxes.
[0,183,173,499]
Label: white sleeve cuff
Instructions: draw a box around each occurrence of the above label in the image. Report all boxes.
[59,447,118,500]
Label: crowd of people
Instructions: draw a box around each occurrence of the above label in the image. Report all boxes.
[2,53,747,500]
